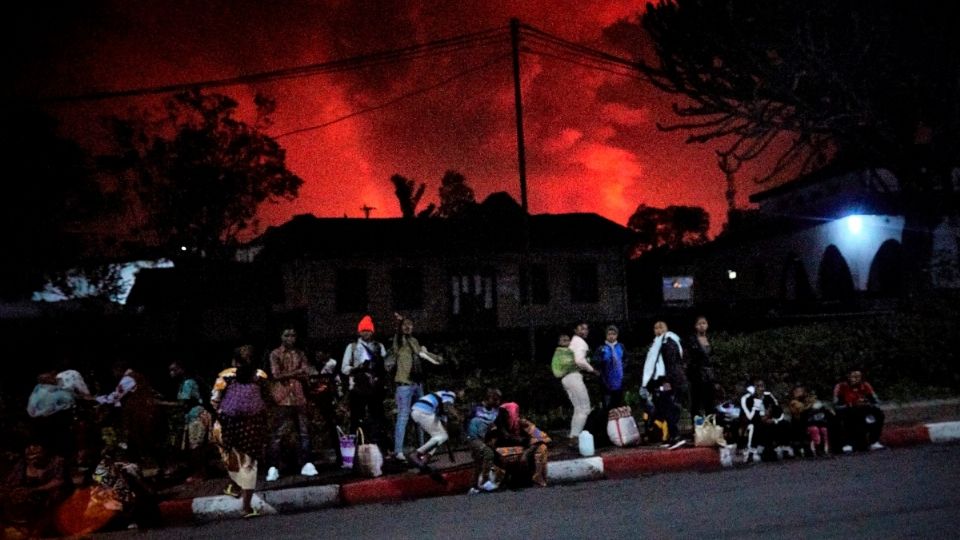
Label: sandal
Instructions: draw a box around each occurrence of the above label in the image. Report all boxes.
[223,484,240,498]
[243,508,261,519]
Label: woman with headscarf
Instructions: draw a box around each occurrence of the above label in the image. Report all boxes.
[212,346,269,518]
[487,402,551,488]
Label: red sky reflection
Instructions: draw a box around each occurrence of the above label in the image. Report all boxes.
[12,1,770,238]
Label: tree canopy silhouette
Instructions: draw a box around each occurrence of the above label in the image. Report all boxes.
[438,170,477,218]
[389,173,435,218]
[104,90,303,257]
[628,204,709,254]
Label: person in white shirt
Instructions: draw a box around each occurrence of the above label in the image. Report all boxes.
[342,315,389,446]
[564,321,596,443]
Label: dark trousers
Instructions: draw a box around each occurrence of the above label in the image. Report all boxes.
[603,389,625,412]
[653,388,681,439]
[349,389,387,446]
[314,394,343,464]
[688,377,716,418]
[839,406,885,450]
[269,406,311,468]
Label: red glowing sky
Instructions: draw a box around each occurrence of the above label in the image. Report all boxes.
[12,1,767,237]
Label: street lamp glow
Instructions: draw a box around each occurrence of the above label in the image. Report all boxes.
[846,215,864,235]
[727,269,737,280]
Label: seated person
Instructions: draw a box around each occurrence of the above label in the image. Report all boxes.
[464,388,502,491]
[833,369,885,452]
[739,379,792,461]
[788,385,834,457]
[0,440,70,538]
[486,402,551,488]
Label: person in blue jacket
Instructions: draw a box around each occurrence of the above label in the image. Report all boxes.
[596,325,625,411]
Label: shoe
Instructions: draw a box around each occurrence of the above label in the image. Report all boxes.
[869,442,885,451]
[300,462,318,476]
[481,480,499,492]
[243,508,261,519]
[406,451,425,468]
[668,438,687,450]
[395,453,408,463]
[468,487,481,495]
[266,466,280,482]
[223,484,241,498]
[842,445,853,454]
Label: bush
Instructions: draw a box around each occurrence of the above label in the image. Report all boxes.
[711,312,960,402]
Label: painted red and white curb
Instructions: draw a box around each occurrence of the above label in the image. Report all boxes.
[159,420,960,525]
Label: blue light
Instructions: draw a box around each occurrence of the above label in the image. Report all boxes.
[846,215,864,235]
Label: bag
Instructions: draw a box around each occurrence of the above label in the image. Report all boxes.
[694,414,725,447]
[606,406,641,447]
[338,427,356,470]
[354,428,383,477]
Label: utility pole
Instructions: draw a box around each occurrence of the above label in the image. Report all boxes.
[360,204,376,219]
[511,18,536,364]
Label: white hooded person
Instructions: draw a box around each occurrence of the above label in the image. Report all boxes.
[641,321,687,447]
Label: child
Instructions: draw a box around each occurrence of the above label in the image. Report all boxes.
[788,385,832,457]
[595,325,625,411]
[551,334,576,379]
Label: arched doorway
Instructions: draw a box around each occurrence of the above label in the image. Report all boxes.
[819,245,855,301]
[867,239,904,296]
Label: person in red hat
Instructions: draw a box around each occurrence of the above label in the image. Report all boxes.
[342,315,388,446]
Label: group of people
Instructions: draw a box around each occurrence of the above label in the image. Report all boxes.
[551,317,887,462]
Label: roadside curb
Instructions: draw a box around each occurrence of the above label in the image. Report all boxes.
[159,420,960,525]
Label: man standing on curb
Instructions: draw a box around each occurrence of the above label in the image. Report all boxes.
[342,315,389,450]
[564,322,596,445]
[642,320,687,449]
[266,328,317,481]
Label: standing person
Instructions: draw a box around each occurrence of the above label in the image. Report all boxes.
[213,351,269,518]
[265,328,316,481]
[641,321,687,448]
[162,361,212,481]
[563,322,596,444]
[26,371,77,461]
[94,362,160,467]
[406,390,461,467]
[389,313,425,461]
[305,349,343,466]
[685,316,718,419]
[341,315,388,447]
[596,325,625,411]
[833,369,885,452]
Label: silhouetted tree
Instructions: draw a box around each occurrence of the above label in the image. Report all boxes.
[0,106,108,299]
[389,174,435,218]
[610,0,960,290]
[104,89,303,258]
[438,170,477,218]
[627,204,709,253]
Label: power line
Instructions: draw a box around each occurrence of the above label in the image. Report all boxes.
[42,26,509,102]
[274,52,512,139]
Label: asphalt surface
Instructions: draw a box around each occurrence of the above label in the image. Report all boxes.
[108,443,960,539]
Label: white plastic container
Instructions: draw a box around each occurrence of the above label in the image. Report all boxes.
[719,444,735,468]
[578,430,595,457]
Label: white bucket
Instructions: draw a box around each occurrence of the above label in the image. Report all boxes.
[578,431,595,457]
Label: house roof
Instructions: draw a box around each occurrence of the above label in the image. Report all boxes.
[252,193,635,261]
[125,262,280,308]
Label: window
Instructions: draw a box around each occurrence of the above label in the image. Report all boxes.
[519,264,550,305]
[662,276,694,305]
[335,268,368,313]
[450,269,497,328]
[391,267,424,310]
[570,263,599,303]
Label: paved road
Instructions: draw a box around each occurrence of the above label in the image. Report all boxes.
[111,444,960,539]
